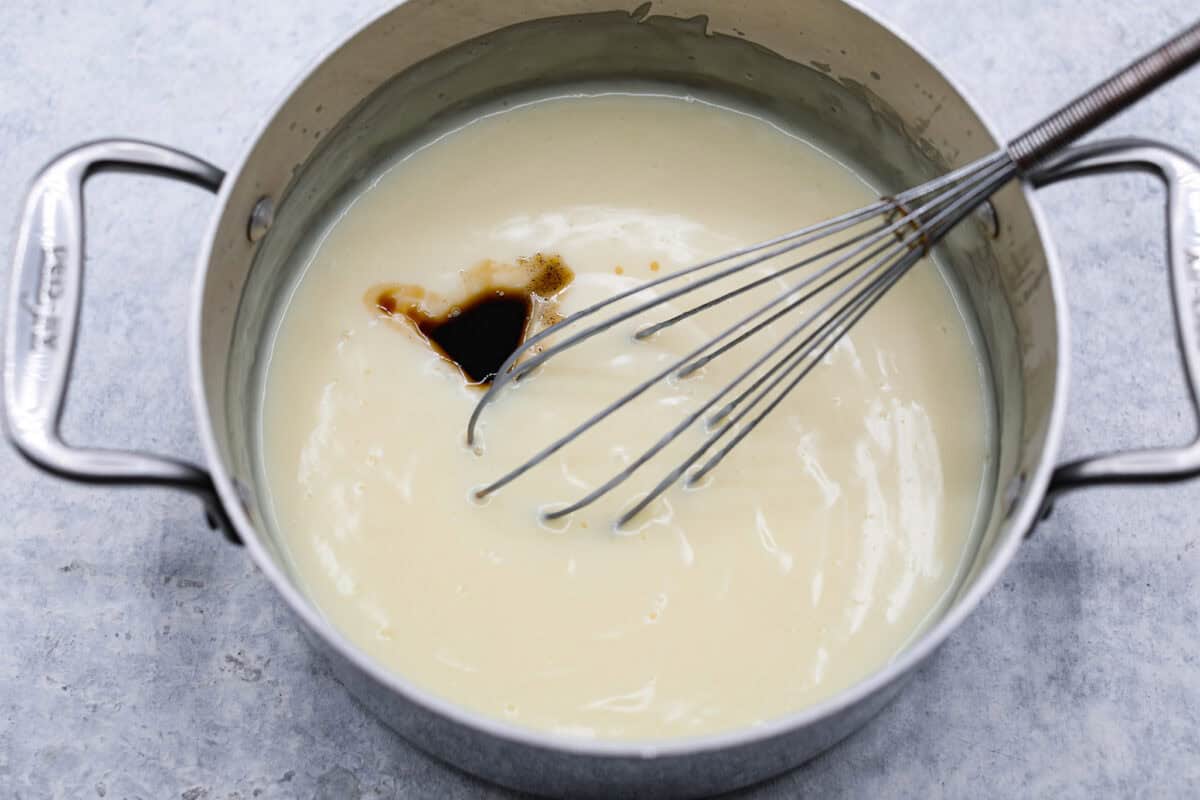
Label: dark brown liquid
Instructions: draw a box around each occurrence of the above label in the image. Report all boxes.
[370,253,574,386]
[414,291,531,384]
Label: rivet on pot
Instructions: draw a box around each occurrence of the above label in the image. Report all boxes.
[248,195,275,243]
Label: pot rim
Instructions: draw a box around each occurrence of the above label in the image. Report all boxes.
[189,0,1069,761]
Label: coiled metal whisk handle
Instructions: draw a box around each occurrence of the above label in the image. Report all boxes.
[1009,20,1200,170]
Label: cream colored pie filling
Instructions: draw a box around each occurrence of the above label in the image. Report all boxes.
[261,91,991,740]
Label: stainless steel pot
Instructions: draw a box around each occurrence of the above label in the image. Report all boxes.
[6,2,1200,797]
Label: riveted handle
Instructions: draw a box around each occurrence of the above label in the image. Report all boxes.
[2,139,237,541]
[1032,139,1200,498]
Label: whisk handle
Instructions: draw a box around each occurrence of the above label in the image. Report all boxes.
[1008,19,1200,171]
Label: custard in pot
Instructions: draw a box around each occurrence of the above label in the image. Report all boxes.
[260,90,990,740]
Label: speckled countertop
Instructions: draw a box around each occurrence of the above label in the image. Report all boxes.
[2,1,1198,797]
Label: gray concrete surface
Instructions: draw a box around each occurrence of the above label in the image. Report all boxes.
[2,1,1198,797]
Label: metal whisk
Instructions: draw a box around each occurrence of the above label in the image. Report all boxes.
[469,20,1200,527]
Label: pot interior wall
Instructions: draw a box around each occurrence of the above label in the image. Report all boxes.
[206,1,1055,631]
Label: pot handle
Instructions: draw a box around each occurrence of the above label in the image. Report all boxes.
[2,139,237,541]
[1032,138,1200,501]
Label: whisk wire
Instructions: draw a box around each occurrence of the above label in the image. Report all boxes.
[504,207,889,382]
[618,257,912,526]
[468,18,1200,525]
[481,155,1017,518]
[611,162,1020,523]
[465,199,894,444]
[634,221,890,341]
[617,250,915,526]
[466,155,1017,447]
[712,162,1021,427]
[684,164,1022,488]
